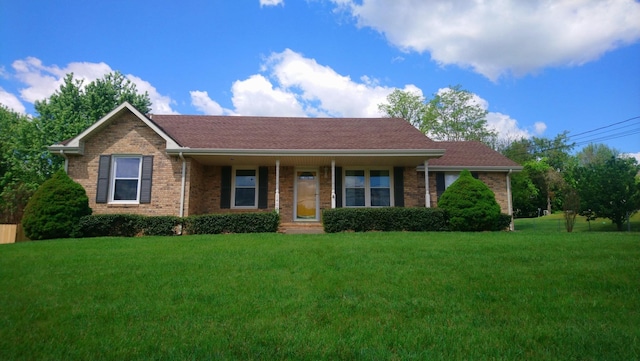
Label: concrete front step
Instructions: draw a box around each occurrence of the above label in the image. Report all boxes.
[278,222,325,234]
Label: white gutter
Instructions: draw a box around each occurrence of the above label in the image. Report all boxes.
[418,165,523,172]
[166,148,446,158]
[179,153,186,219]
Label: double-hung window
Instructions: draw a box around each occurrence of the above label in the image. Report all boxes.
[111,156,142,202]
[344,169,391,207]
[233,168,258,208]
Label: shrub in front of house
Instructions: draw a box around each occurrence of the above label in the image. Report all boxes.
[437,169,507,231]
[71,214,182,238]
[184,212,280,235]
[322,207,449,233]
[71,214,143,238]
[22,170,92,240]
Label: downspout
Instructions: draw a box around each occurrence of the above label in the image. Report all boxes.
[331,160,336,208]
[275,159,280,213]
[179,153,186,218]
[424,160,431,208]
[59,150,68,173]
[507,169,513,231]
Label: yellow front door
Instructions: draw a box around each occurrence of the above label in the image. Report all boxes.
[296,171,317,220]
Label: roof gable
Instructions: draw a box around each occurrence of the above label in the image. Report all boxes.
[49,102,180,154]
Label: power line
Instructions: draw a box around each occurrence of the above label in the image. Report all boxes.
[567,115,640,139]
[501,115,640,159]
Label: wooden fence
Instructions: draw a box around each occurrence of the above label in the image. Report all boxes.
[0,224,28,244]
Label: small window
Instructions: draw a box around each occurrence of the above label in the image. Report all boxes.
[111,156,142,202]
[344,169,391,207]
[233,168,257,208]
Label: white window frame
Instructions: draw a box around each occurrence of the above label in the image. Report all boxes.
[231,167,258,209]
[343,167,393,208]
[110,155,142,204]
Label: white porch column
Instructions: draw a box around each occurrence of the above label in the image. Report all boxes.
[424,160,431,208]
[507,169,514,230]
[331,160,336,208]
[275,159,280,213]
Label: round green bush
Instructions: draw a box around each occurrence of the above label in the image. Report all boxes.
[438,170,502,232]
[22,170,92,240]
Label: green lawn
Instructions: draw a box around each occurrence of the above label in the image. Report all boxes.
[514,211,640,233]
[1,232,639,360]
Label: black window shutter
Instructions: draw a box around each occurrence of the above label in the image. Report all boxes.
[393,167,404,207]
[436,172,445,201]
[96,155,111,203]
[220,166,232,209]
[139,156,153,204]
[471,171,479,179]
[335,167,342,208]
[258,166,269,209]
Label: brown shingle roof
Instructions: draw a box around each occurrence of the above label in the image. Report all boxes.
[149,115,437,150]
[429,141,521,168]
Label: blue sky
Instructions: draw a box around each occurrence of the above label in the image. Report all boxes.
[1,0,639,159]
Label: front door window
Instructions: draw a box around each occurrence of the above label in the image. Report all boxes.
[296,171,317,220]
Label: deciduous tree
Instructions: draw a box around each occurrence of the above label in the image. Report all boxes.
[422,85,497,145]
[576,156,640,231]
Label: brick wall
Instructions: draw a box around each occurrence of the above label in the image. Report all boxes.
[67,112,183,216]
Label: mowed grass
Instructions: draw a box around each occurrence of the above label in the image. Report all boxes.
[1,232,639,360]
[515,211,640,233]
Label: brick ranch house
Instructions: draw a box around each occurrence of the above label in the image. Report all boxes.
[49,102,522,229]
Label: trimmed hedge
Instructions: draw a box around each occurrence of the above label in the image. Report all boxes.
[71,214,182,238]
[322,207,449,233]
[72,212,280,238]
[183,212,280,235]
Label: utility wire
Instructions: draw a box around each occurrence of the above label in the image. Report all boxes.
[567,115,640,139]
[501,115,640,159]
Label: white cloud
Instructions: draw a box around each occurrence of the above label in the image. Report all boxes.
[126,75,178,114]
[333,0,640,80]
[533,122,547,135]
[621,152,640,163]
[231,74,306,117]
[259,0,283,7]
[190,90,227,115]
[193,49,420,118]
[262,48,409,117]
[6,57,177,114]
[12,57,113,103]
[0,87,26,113]
[486,112,539,141]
